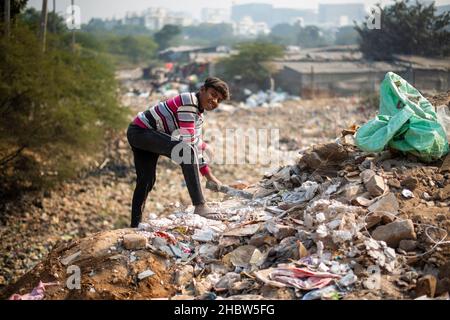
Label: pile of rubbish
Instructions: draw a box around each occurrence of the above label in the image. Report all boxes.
[129,133,449,300]
[243,89,300,108]
[4,127,449,300]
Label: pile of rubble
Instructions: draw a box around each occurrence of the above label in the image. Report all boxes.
[4,128,449,300]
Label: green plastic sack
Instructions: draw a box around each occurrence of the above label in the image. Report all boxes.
[355,72,449,162]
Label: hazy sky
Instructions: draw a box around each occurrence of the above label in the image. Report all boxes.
[27,0,450,23]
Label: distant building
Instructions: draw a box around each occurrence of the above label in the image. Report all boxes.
[122,7,193,31]
[201,8,230,24]
[233,16,270,38]
[124,12,145,26]
[318,3,366,27]
[143,8,168,30]
[231,3,317,27]
[271,46,450,97]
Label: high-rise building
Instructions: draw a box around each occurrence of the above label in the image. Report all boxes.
[201,8,230,24]
[142,7,192,31]
[231,3,317,27]
[318,3,366,26]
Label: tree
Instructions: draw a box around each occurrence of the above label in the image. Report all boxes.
[218,41,284,87]
[0,0,27,22]
[335,26,360,45]
[356,0,450,60]
[182,23,234,45]
[296,26,331,48]
[270,23,301,45]
[154,24,180,50]
[39,0,48,52]
[20,7,67,34]
[0,24,127,197]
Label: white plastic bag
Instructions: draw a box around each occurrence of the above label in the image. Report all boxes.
[436,105,450,142]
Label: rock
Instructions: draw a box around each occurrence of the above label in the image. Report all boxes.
[365,175,386,197]
[372,219,417,248]
[387,178,401,189]
[398,240,417,252]
[439,154,450,173]
[123,234,147,250]
[368,193,399,214]
[416,275,437,298]
[175,265,194,287]
[215,272,241,290]
[193,278,214,296]
[360,169,376,184]
[260,285,296,299]
[401,177,418,190]
[137,269,155,280]
[265,221,296,240]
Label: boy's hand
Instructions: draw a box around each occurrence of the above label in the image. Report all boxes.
[205,171,222,187]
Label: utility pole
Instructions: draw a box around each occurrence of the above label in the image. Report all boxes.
[52,0,56,33]
[40,0,48,52]
[71,0,75,53]
[5,0,11,38]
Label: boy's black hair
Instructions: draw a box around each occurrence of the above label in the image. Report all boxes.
[203,77,230,100]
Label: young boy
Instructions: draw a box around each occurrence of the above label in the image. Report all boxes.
[127,77,230,228]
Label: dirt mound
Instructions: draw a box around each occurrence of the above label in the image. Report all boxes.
[0,229,176,300]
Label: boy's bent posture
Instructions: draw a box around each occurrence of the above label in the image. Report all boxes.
[127,77,229,227]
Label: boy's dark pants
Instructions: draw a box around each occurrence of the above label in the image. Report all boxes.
[127,124,205,228]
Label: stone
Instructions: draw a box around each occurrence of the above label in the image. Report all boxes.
[260,285,296,299]
[415,275,437,298]
[175,265,194,287]
[399,240,417,252]
[365,175,386,197]
[360,169,376,184]
[401,177,418,190]
[123,234,147,250]
[215,272,241,290]
[387,178,401,189]
[368,193,399,214]
[372,219,417,248]
[137,269,155,280]
[265,221,297,240]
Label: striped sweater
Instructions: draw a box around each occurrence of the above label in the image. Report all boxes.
[133,92,210,176]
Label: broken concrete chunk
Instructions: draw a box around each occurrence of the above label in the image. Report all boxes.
[123,234,147,250]
[265,220,297,240]
[360,169,376,184]
[365,175,386,197]
[192,229,216,242]
[175,265,194,287]
[223,223,262,237]
[60,250,81,266]
[137,269,155,280]
[368,192,399,214]
[387,178,401,189]
[398,240,418,252]
[215,272,241,290]
[371,219,417,248]
[229,245,258,268]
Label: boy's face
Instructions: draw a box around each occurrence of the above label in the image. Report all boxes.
[200,87,224,111]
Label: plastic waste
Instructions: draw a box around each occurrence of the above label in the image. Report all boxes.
[356,72,449,162]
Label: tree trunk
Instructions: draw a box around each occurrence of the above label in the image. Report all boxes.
[4,0,10,38]
[40,0,48,52]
